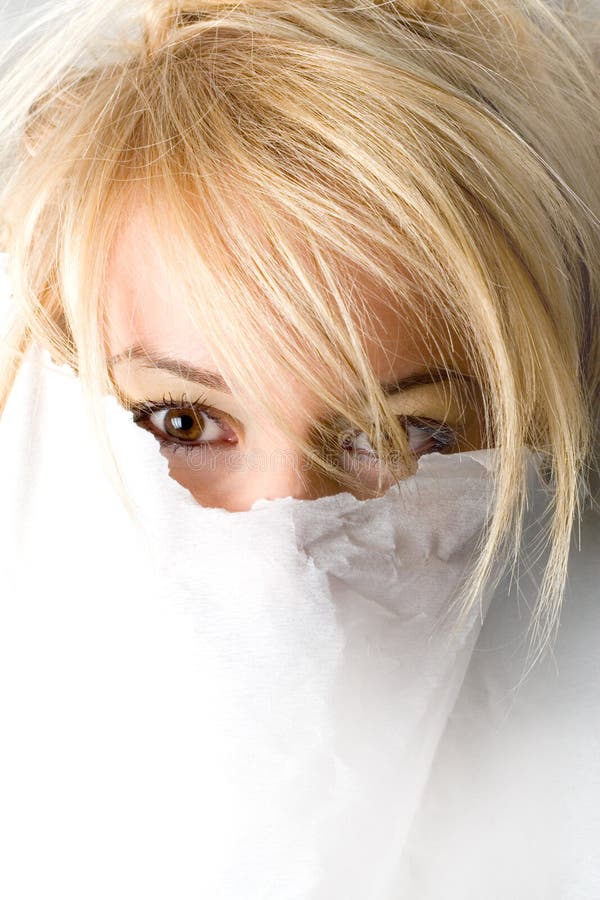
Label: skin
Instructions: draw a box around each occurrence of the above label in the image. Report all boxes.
[105,208,486,511]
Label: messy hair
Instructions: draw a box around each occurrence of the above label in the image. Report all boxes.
[1,0,599,659]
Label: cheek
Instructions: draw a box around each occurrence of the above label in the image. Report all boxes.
[157,438,276,483]
[459,412,489,452]
[159,438,406,506]
[453,379,489,451]
[156,443,243,507]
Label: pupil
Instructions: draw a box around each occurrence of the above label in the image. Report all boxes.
[164,408,203,441]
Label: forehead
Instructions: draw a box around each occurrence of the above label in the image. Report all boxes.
[104,204,462,386]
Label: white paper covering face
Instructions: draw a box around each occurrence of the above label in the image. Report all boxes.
[2,252,597,899]
[0,335,524,899]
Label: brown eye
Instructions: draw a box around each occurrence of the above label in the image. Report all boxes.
[131,401,237,447]
[163,408,205,442]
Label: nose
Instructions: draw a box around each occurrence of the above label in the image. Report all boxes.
[173,426,348,512]
[232,452,344,511]
[201,451,345,512]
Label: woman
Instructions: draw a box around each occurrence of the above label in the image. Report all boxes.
[2,0,599,643]
[0,0,598,895]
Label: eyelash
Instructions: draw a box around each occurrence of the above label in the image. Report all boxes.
[128,393,459,458]
[391,416,457,454]
[129,391,229,456]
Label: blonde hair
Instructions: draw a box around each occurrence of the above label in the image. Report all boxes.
[1,0,599,660]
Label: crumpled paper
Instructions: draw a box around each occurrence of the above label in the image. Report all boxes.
[2,249,584,899]
[0,331,539,900]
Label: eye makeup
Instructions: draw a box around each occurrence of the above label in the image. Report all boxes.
[127,391,238,454]
[124,393,464,463]
[113,361,481,465]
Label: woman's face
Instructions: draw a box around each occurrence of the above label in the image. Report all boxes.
[105,209,486,511]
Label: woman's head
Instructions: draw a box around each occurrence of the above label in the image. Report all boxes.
[104,200,487,509]
[1,0,599,653]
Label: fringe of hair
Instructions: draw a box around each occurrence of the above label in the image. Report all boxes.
[1,0,599,662]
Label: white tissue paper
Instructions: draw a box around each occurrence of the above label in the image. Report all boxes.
[0,253,598,899]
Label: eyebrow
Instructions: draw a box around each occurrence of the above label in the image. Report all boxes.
[107,344,464,396]
[108,345,233,393]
